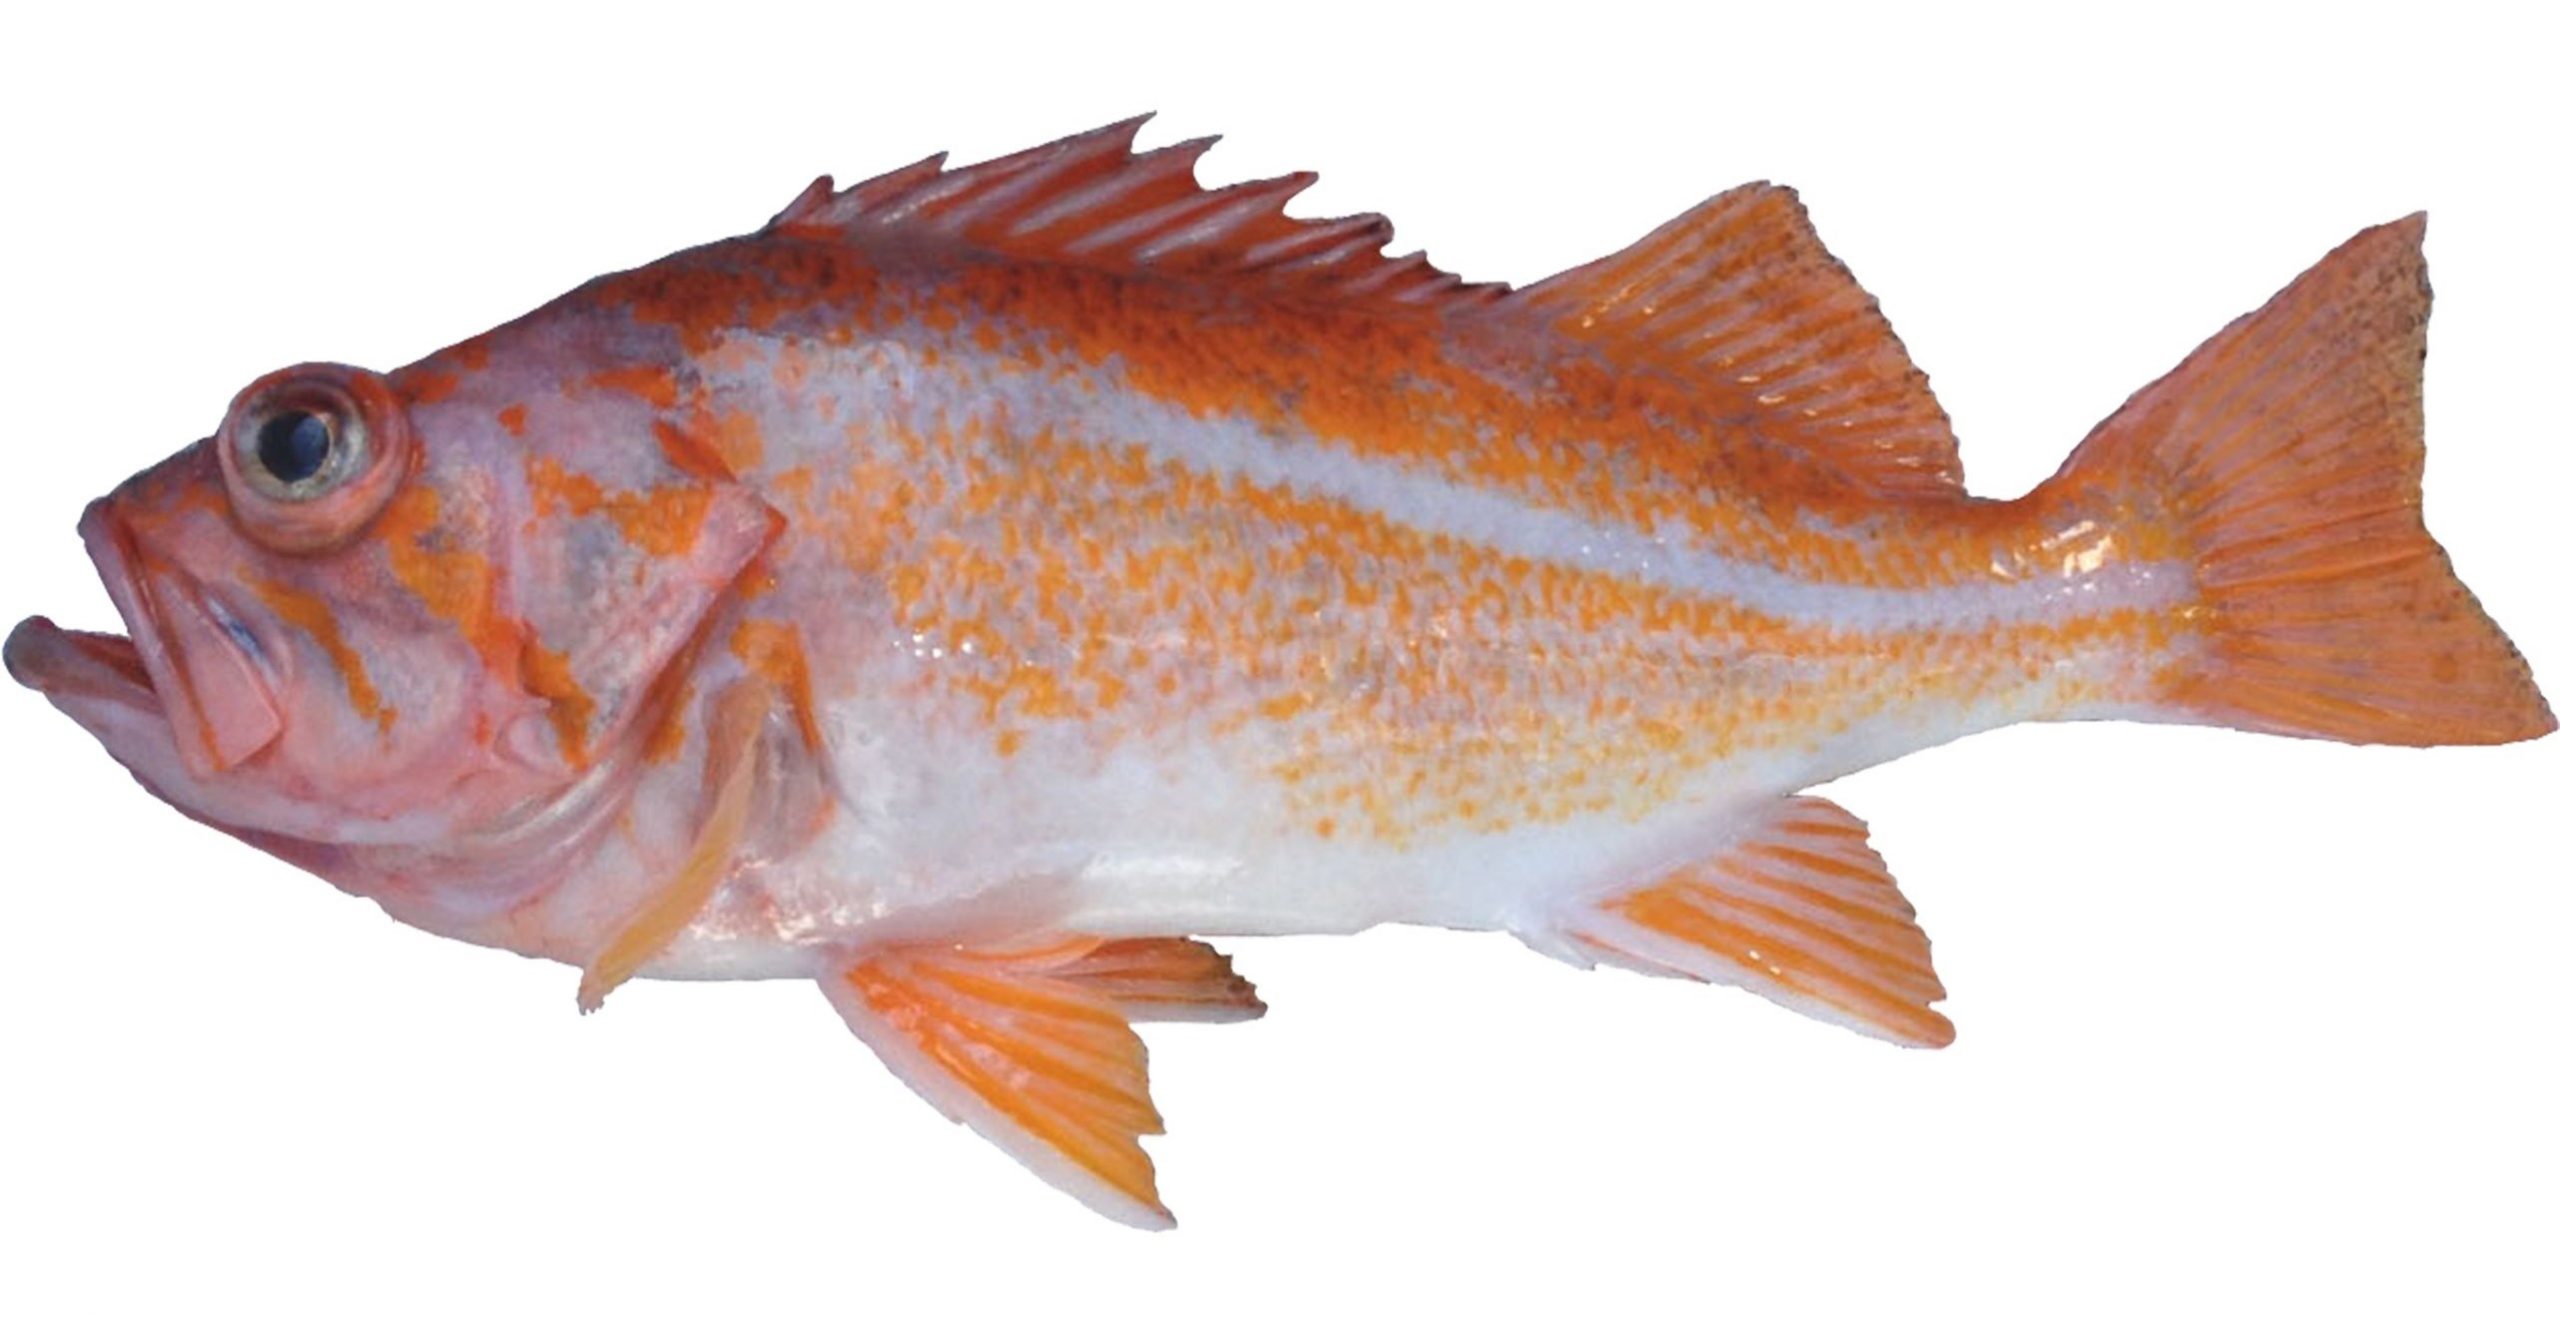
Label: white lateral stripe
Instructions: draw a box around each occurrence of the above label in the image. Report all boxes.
[959,360,2192,630]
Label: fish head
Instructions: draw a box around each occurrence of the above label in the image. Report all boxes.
[8,355,778,917]
[8,363,539,852]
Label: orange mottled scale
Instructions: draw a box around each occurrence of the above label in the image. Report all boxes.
[450,211,2163,881]
[10,120,2547,1228]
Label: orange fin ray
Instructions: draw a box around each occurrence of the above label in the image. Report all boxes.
[819,939,1247,1230]
[1553,794,1955,1048]
[1506,182,1966,501]
[819,932,1259,1219]
[2041,214,2552,745]
[574,677,773,1011]
[1054,937,1267,1023]
[768,115,1508,311]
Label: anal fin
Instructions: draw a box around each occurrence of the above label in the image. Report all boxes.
[1556,794,1954,1048]
[819,938,1263,1229]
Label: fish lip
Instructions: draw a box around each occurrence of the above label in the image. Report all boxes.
[78,498,186,733]
[70,500,282,776]
[5,615,157,712]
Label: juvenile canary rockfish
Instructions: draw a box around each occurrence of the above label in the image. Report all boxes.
[10,120,2550,1227]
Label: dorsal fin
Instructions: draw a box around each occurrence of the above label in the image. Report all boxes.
[768,115,1509,310]
[775,125,1960,497]
[1509,183,1967,500]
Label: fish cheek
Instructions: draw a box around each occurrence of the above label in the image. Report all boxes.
[255,587,499,800]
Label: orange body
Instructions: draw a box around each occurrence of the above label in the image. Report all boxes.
[11,120,2547,1227]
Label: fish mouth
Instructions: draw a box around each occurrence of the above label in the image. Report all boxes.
[9,501,283,777]
[4,617,157,713]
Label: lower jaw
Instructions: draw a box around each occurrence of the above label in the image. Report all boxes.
[7,617,156,713]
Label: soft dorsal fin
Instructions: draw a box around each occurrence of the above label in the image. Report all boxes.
[1509,184,1967,500]
[767,115,1509,311]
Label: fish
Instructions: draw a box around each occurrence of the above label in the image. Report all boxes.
[8,117,2550,1229]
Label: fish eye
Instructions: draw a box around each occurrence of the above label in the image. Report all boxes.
[216,363,413,553]
[240,404,364,501]
[254,409,340,490]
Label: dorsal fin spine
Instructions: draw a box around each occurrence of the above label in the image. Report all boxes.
[1238,214,1371,268]
[770,175,835,228]
[1274,221,1391,271]
[1069,185,1248,258]
[1009,137,1217,237]
[1131,178,1311,260]
[1339,250,1430,296]
[931,154,1095,229]
[849,153,950,211]
[860,117,1149,227]
[774,119,1499,311]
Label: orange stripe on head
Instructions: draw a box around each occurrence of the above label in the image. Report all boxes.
[700,409,764,474]
[376,483,525,680]
[250,577,395,734]
[605,485,715,558]
[399,369,461,405]
[653,418,736,482]
[526,456,716,558]
[585,236,885,354]
[587,364,682,409]
[520,638,595,769]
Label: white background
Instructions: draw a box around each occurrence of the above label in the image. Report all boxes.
[3,3,2552,1312]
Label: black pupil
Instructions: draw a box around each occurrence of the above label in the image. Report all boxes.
[254,410,334,485]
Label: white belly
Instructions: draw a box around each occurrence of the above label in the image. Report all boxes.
[645,667,2124,981]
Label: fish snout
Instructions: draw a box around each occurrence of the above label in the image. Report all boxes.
[78,499,284,776]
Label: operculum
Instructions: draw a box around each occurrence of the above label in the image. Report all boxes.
[496,475,783,781]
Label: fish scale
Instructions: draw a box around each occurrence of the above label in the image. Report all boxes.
[8,118,2548,1228]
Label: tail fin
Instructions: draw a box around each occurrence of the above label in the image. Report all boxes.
[2041,215,2551,746]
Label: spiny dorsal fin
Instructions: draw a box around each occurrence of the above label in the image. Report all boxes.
[767,115,1509,310]
[1509,183,1967,501]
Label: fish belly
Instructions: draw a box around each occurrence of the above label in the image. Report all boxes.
[682,615,2153,971]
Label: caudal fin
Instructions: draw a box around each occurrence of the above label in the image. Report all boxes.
[2039,215,2550,746]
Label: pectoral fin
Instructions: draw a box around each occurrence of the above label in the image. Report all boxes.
[818,938,1264,1229]
[575,677,773,1012]
[1552,794,1955,1048]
